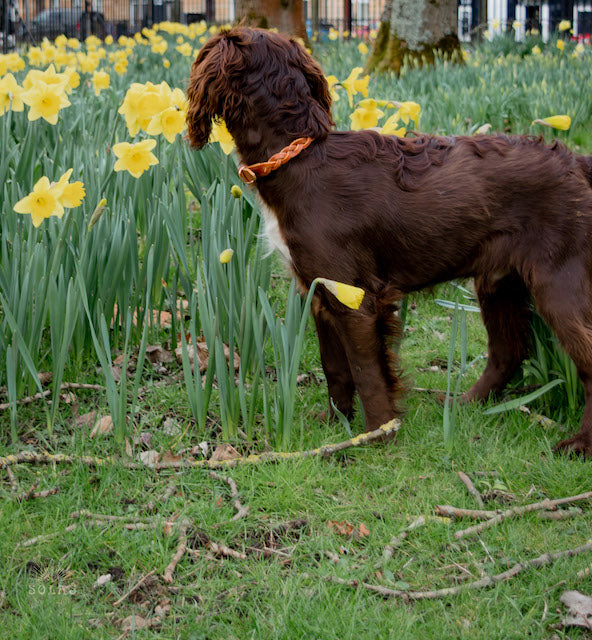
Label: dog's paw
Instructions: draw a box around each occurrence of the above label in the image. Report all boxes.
[554,435,592,459]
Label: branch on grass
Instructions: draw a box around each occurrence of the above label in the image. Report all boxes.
[163,522,190,583]
[113,569,157,607]
[329,540,592,601]
[208,471,250,521]
[0,383,105,411]
[457,471,484,509]
[15,481,60,502]
[454,492,592,539]
[376,516,426,568]
[435,505,502,520]
[0,419,401,471]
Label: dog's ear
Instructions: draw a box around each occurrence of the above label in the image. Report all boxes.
[186,34,244,149]
[287,38,335,133]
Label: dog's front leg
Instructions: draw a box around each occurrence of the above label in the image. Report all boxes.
[312,298,355,421]
[329,304,402,432]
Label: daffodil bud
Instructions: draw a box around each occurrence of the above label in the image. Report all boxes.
[219,248,234,264]
[88,198,107,230]
[230,185,242,198]
[532,115,571,130]
[316,277,365,310]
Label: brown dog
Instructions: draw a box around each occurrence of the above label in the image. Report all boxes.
[186,26,592,456]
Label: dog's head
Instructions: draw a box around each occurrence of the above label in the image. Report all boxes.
[186,27,334,149]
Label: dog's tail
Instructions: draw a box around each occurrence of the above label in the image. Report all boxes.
[577,155,592,187]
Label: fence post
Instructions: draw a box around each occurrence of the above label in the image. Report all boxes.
[343,0,351,36]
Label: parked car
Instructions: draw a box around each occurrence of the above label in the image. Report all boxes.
[23,8,106,41]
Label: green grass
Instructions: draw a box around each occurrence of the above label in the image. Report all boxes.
[2,32,592,638]
[1,280,591,638]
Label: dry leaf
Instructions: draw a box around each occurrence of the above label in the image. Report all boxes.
[215,496,224,508]
[93,574,112,589]
[328,521,355,537]
[38,371,53,385]
[160,449,182,465]
[210,443,240,462]
[146,344,173,364]
[559,590,592,629]
[120,614,150,631]
[175,338,240,373]
[76,411,98,428]
[124,438,133,457]
[162,417,181,436]
[139,450,160,468]
[90,415,113,439]
[359,523,370,537]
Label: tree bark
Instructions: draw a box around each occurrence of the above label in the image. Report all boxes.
[366,0,462,75]
[235,0,307,40]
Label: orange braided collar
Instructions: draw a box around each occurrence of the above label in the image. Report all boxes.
[238,137,314,184]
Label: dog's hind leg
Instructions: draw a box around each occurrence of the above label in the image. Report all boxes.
[462,272,532,402]
[529,260,592,457]
[312,299,356,421]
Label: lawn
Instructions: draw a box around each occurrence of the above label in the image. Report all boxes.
[1,25,591,638]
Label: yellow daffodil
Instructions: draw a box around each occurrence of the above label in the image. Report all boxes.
[176,42,193,56]
[532,45,542,55]
[556,39,565,51]
[52,168,86,208]
[209,118,236,155]
[163,59,171,69]
[393,100,421,125]
[219,249,234,264]
[358,42,368,55]
[112,139,159,178]
[27,46,44,66]
[67,38,80,49]
[114,59,128,75]
[13,176,64,227]
[0,74,25,114]
[325,75,340,102]
[349,99,384,130]
[532,115,571,130]
[21,79,71,125]
[152,40,168,54]
[146,105,186,143]
[92,70,110,96]
[512,20,521,30]
[6,52,25,72]
[105,35,114,45]
[492,18,500,30]
[558,20,571,32]
[380,114,406,137]
[341,67,370,107]
[316,277,365,310]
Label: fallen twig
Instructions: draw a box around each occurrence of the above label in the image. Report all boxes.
[454,492,592,539]
[18,524,79,548]
[0,383,105,411]
[208,471,250,521]
[435,505,501,520]
[538,508,583,521]
[5,466,18,493]
[376,516,425,568]
[329,539,592,601]
[0,419,400,471]
[457,471,484,509]
[163,522,190,583]
[113,569,157,607]
[206,540,247,560]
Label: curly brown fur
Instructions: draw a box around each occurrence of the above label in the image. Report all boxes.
[187,26,592,457]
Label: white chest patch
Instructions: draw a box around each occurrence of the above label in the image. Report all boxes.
[258,200,292,267]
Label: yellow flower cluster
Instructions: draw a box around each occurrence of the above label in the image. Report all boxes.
[0,64,75,124]
[118,81,188,142]
[14,169,85,227]
[325,67,370,106]
[349,98,421,136]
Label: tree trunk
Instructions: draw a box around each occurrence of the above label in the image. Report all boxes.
[235,0,307,40]
[366,0,462,75]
